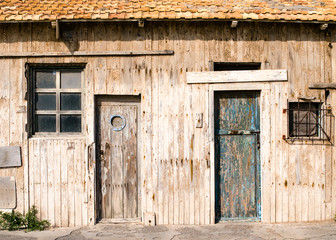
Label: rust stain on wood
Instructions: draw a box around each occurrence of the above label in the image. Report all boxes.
[190,159,193,183]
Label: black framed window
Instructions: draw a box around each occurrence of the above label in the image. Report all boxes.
[288,102,320,137]
[30,67,83,134]
[214,62,261,71]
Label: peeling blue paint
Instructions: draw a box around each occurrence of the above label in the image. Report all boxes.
[215,91,261,221]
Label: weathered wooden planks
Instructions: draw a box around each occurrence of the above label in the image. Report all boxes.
[28,138,86,227]
[0,21,335,226]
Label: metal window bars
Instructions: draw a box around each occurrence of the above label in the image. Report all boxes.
[284,100,333,144]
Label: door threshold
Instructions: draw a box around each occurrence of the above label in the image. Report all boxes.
[218,217,261,223]
[99,218,142,224]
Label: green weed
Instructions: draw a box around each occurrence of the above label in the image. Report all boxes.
[0,206,50,231]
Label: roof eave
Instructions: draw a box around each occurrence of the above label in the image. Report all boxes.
[0,18,335,24]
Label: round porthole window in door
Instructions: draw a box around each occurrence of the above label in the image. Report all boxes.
[110,114,126,131]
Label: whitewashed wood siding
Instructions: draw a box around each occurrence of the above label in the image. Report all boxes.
[0,21,335,226]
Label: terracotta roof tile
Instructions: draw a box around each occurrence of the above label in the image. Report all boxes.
[0,0,336,22]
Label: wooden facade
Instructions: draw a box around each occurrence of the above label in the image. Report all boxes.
[0,21,336,226]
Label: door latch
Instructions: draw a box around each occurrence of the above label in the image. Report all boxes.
[256,134,260,150]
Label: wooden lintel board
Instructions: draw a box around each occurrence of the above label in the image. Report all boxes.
[186,69,287,84]
[0,146,22,168]
[308,83,336,89]
[0,50,174,58]
[0,176,16,209]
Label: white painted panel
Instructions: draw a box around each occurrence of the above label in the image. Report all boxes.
[0,146,21,168]
[0,176,16,209]
[187,69,287,84]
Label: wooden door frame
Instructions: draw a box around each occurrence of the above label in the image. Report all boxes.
[94,95,142,222]
[209,83,272,224]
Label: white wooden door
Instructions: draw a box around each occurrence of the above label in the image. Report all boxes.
[97,99,138,219]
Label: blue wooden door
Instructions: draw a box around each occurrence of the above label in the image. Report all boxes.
[215,91,261,221]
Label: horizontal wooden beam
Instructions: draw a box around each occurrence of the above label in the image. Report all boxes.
[0,50,174,58]
[187,69,287,84]
[309,83,336,89]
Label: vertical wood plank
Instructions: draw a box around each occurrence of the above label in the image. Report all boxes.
[123,106,138,218]
[162,23,170,225]
[261,88,272,222]
[149,21,160,223]
[306,26,315,222]
[106,23,121,95]
[0,59,9,146]
[183,22,192,225]
[142,25,153,222]
[33,140,41,219]
[324,24,333,220]
[203,22,211,225]
[188,23,195,226]
[54,140,61,226]
[287,23,296,223]
[74,141,83,226]
[280,24,289,223]
[28,140,35,210]
[40,140,48,221]
[331,27,336,220]
[67,140,75,227]
[270,88,276,222]
[119,23,133,94]
[47,140,55,226]
[320,29,326,222]
[275,84,283,223]
[169,21,179,226]
[176,22,185,225]
[300,25,309,222]
[60,141,69,226]
[94,23,107,95]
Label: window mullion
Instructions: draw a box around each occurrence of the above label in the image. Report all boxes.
[56,71,61,133]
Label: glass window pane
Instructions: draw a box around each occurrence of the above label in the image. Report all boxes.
[61,72,81,89]
[60,115,81,132]
[60,93,81,110]
[36,71,56,88]
[36,115,56,132]
[35,93,56,110]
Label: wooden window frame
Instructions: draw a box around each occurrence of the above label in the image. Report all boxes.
[28,66,85,137]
